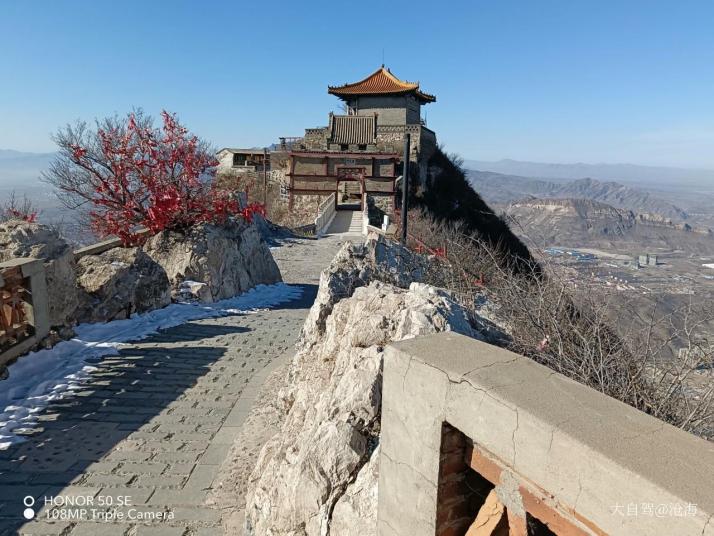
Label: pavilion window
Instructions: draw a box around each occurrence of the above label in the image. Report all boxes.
[340,144,348,151]
[233,154,247,166]
[358,144,367,151]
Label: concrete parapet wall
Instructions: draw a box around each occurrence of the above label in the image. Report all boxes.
[379,332,714,535]
[73,236,125,258]
[314,193,336,237]
[74,230,151,259]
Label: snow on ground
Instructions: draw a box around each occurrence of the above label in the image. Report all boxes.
[0,283,302,450]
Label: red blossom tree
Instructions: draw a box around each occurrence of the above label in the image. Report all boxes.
[43,110,263,245]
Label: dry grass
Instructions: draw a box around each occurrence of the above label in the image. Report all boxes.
[406,211,714,439]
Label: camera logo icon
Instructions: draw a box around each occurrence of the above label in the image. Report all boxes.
[23,496,35,520]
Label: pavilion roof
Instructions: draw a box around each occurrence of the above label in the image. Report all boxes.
[328,66,436,104]
[329,115,376,145]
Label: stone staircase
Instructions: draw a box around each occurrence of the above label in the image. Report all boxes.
[327,210,363,236]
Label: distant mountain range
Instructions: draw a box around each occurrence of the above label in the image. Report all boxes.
[467,170,689,221]
[501,197,714,254]
[0,149,55,188]
[463,159,714,188]
[0,150,68,232]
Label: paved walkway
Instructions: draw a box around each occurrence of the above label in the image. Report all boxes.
[0,234,349,536]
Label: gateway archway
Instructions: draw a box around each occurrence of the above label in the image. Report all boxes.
[336,166,365,210]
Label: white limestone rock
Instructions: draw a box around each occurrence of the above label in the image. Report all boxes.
[245,277,482,536]
[330,445,380,535]
[0,219,78,327]
[143,219,282,302]
[75,247,171,323]
[176,280,212,303]
[300,233,430,346]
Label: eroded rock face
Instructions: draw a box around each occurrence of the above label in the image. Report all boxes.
[75,247,171,323]
[330,445,380,535]
[143,219,282,302]
[300,234,431,346]
[176,280,212,303]
[243,235,508,535]
[245,239,482,535]
[0,219,78,327]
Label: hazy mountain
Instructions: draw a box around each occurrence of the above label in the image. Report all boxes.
[0,149,75,237]
[463,159,714,190]
[0,149,55,188]
[0,149,36,159]
[501,197,714,254]
[467,170,689,221]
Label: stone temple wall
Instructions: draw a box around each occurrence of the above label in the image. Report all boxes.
[303,128,328,151]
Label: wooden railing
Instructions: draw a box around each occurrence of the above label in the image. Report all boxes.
[0,266,31,351]
[0,258,50,367]
[278,137,304,151]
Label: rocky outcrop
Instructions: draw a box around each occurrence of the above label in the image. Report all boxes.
[75,247,171,323]
[300,234,431,345]
[0,219,77,327]
[330,444,380,534]
[502,197,714,253]
[244,236,498,535]
[143,219,282,302]
[637,212,712,235]
[176,280,212,303]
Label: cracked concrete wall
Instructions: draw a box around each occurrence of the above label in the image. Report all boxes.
[378,332,714,536]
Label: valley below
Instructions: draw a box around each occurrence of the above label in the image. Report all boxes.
[466,166,714,389]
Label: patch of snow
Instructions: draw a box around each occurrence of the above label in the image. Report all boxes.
[0,283,302,450]
[180,279,203,286]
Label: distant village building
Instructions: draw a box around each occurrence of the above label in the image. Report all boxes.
[217,148,269,174]
[637,253,658,267]
[678,344,713,363]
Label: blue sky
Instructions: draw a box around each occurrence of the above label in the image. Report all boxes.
[1,0,713,167]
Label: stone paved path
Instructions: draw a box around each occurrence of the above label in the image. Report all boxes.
[0,234,349,536]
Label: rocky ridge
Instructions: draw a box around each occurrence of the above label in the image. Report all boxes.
[1,217,282,329]
[244,235,505,535]
[468,170,689,221]
[502,197,714,252]
[144,219,282,302]
[75,247,171,323]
